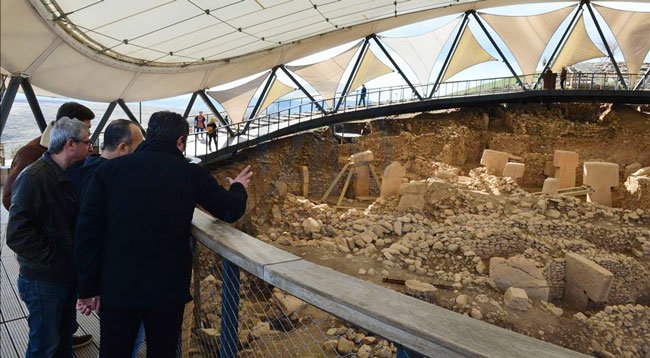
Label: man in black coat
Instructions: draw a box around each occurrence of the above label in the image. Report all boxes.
[74,111,252,357]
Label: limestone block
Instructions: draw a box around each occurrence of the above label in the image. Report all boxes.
[544,161,555,177]
[353,166,370,197]
[489,257,549,301]
[504,287,531,311]
[583,162,619,206]
[379,162,405,199]
[302,218,321,234]
[399,181,427,195]
[349,150,374,164]
[624,162,642,178]
[397,194,425,213]
[553,150,579,189]
[565,253,613,303]
[542,178,560,194]
[503,162,525,180]
[480,150,510,176]
[405,279,437,298]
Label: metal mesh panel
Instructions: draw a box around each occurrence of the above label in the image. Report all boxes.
[182,241,407,358]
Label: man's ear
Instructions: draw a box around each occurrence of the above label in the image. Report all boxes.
[176,136,186,152]
[118,142,128,154]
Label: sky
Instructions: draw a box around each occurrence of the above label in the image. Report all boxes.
[5,1,650,120]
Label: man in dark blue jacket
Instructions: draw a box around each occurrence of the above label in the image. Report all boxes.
[74,111,252,357]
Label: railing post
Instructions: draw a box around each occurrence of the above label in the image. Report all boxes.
[219,259,241,358]
[191,237,202,334]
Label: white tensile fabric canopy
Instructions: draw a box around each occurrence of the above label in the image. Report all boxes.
[551,15,606,72]
[258,79,298,115]
[379,18,461,85]
[207,74,269,124]
[442,26,497,82]
[286,42,362,101]
[595,5,650,75]
[349,48,394,93]
[480,6,573,77]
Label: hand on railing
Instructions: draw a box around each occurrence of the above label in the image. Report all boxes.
[226,165,253,189]
[77,295,101,315]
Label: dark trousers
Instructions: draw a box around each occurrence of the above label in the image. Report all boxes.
[207,135,217,150]
[99,304,184,358]
[17,276,77,358]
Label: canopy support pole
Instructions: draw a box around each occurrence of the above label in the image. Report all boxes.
[370,34,424,100]
[470,11,527,90]
[429,12,470,98]
[534,2,585,89]
[90,100,117,144]
[198,90,235,137]
[20,77,47,132]
[280,66,327,115]
[183,91,198,119]
[585,2,627,89]
[0,76,22,139]
[334,39,370,113]
[117,99,146,136]
[239,68,278,136]
[633,67,650,91]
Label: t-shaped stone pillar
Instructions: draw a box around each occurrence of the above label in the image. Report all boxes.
[583,162,619,206]
[480,150,510,176]
[542,178,560,194]
[553,150,579,189]
[380,162,405,199]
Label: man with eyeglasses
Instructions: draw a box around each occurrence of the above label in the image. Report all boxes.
[6,118,91,357]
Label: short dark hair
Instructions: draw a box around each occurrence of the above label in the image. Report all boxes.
[146,111,189,144]
[56,102,95,121]
[102,119,135,151]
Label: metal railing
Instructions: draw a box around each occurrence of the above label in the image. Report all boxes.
[183,72,649,159]
[184,209,587,357]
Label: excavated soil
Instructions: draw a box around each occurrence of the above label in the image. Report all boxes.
[200,103,650,357]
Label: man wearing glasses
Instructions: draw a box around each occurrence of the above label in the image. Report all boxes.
[6,118,91,356]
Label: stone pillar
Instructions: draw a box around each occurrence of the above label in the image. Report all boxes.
[542,178,560,194]
[583,162,619,206]
[553,150,579,189]
[480,149,510,176]
[300,166,309,198]
[503,162,525,181]
[397,181,427,213]
[353,165,370,197]
[380,162,405,199]
[564,253,613,310]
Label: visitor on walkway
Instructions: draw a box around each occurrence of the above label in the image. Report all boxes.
[207,118,217,151]
[75,111,252,357]
[7,118,91,357]
[1,102,96,350]
[194,111,206,137]
[358,84,367,106]
[560,67,568,90]
[73,119,146,357]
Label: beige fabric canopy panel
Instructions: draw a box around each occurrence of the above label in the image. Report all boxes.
[1,0,648,102]
[349,48,394,93]
[442,26,497,82]
[287,42,361,102]
[380,18,461,85]
[258,79,297,115]
[207,74,269,123]
[551,15,606,72]
[595,5,650,75]
[480,6,573,78]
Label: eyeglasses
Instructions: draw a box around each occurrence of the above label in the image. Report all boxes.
[72,139,93,148]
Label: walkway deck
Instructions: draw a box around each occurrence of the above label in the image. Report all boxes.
[0,191,146,357]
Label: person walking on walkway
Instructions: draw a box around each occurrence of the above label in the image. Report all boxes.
[358,84,367,106]
[206,118,217,151]
[194,111,206,138]
[7,118,91,357]
[75,111,252,357]
[560,67,568,90]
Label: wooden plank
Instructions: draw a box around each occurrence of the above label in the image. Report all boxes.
[336,168,354,207]
[2,258,28,317]
[319,162,350,202]
[191,210,300,278]
[263,260,588,358]
[5,319,28,356]
[0,264,26,322]
[1,323,19,358]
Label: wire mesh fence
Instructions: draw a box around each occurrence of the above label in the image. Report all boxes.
[180,240,417,358]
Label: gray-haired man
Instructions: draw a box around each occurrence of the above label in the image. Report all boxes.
[7,117,91,357]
